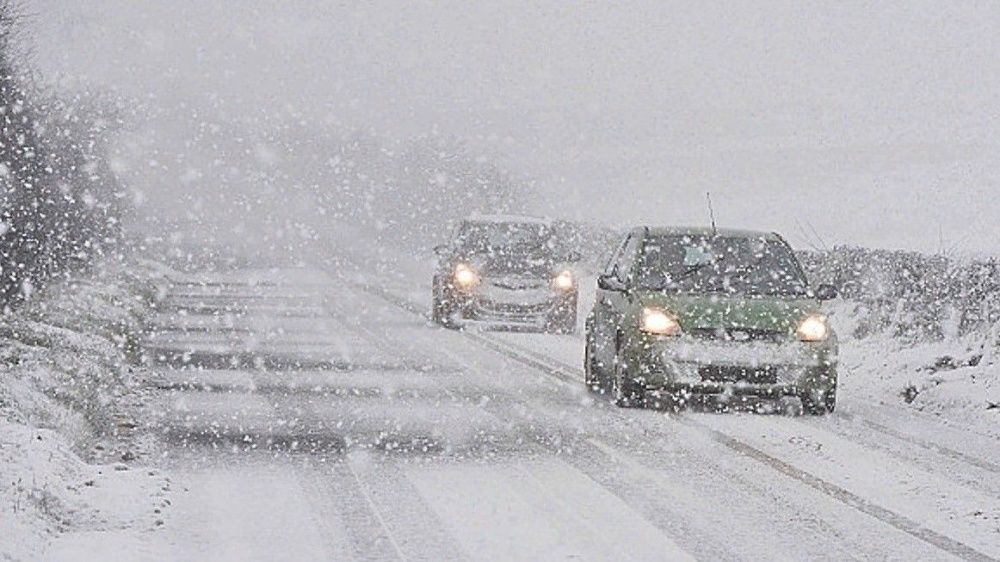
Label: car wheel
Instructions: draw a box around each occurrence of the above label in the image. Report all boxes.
[431,285,457,328]
[613,359,645,408]
[801,387,836,415]
[550,312,577,335]
[584,333,607,393]
[548,298,578,335]
[647,392,683,413]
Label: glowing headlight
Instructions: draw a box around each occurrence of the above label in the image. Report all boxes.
[640,308,681,336]
[453,263,479,288]
[552,270,574,291]
[796,314,830,342]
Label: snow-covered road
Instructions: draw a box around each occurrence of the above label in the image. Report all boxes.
[103,262,999,561]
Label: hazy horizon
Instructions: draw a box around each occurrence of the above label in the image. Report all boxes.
[27,0,1000,255]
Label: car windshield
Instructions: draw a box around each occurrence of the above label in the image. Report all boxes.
[636,234,809,296]
[457,221,558,257]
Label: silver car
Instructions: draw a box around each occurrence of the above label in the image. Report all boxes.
[432,216,580,333]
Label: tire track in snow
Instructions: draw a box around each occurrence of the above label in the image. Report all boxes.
[687,421,997,562]
[786,412,1000,499]
[836,410,1000,473]
[331,278,716,559]
[314,280,479,561]
[151,276,413,561]
[405,336,713,560]
[327,459,409,562]
[345,457,470,562]
[149,279,352,560]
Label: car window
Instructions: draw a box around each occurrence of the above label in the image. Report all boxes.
[637,234,809,296]
[458,222,549,249]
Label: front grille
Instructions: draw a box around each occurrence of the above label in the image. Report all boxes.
[473,300,550,318]
[699,365,778,384]
[488,278,546,291]
[688,327,787,343]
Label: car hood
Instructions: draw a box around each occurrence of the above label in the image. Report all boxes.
[459,252,562,277]
[637,291,820,334]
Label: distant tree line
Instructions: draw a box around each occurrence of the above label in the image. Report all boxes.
[0,3,126,305]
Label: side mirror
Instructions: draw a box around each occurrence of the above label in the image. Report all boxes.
[814,284,839,301]
[597,274,626,292]
[433,244,449,257]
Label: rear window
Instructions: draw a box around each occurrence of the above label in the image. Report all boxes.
[636,235,809,297]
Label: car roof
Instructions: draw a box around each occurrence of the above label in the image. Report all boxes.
[465,214,553,226]
[642,226,782,240]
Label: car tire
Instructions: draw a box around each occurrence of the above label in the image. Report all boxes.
[613,359,645,408]
[550,312,577,335]
[801,387,836,415]
[548,296,578,335]
[431,284,457,329]
[648,392,683,413]
[584,332,608,393]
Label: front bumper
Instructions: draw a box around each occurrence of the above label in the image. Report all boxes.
[468,299,564,323]
[649,382,802,399]
[450,288,576,327]
[626,336,837,395]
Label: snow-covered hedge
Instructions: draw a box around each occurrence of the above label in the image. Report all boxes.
[799,247,1000,343]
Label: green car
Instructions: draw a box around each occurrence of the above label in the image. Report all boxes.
[584,227,839,414]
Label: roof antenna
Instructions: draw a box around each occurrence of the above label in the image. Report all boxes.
[706,191,718,235]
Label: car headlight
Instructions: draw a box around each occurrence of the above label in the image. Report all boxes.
[551,270,574,291]
[453,263,480,289]
[796,314,830,342]
[641,308,681,336]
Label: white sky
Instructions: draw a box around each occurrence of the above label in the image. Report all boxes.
[27,0,1000,255]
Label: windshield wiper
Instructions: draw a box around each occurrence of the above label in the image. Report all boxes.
[672,257,723,283]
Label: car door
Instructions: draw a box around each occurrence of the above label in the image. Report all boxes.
[593,230,641,369]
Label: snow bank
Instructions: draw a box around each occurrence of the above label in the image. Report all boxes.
[831,300,1000,439]
[0,259,171,560]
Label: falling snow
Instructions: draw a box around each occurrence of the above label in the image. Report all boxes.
[0,2,998,561]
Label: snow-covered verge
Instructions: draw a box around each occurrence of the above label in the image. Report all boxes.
[0,258,173,561]
[831,300,1000,439]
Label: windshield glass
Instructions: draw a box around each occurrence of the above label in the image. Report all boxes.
[637,234,809,296]
[457,221,558,256]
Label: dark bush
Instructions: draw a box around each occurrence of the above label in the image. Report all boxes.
[0,4,125,305]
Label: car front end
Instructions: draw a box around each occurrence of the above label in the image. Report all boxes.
[440,260,578,332]
[619,294,838,409]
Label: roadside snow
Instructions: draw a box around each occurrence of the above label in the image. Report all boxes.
[831,301,1000,440]
[0,259,171,560]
